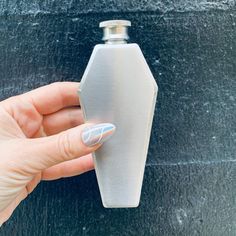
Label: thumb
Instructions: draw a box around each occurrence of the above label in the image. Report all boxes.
[21,123,116,172]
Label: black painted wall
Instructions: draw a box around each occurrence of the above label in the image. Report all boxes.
[0,1,236,235]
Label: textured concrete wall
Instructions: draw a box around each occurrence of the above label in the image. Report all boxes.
[0,0,236,235]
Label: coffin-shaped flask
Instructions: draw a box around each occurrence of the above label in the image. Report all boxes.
[78,20,158,208]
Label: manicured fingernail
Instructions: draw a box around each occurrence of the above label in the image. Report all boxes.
[81,123,116,147]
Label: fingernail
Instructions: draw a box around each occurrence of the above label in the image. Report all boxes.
[81,123,116,147]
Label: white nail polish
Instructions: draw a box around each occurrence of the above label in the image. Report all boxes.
[81,123,116,147]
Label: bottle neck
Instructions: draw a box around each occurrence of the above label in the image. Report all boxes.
[105,39,127,44]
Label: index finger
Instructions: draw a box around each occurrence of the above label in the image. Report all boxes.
[21,82,80,115]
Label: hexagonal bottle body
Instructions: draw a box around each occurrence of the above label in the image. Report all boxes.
[78,43,158,207]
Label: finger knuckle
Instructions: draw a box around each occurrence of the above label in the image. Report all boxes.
[57,132,75,161]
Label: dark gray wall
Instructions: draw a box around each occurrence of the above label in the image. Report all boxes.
[0,1,236,235]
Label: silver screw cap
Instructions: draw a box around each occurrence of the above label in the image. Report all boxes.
[99,20,131,44]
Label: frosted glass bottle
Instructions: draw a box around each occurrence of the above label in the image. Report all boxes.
[78,20,158,208]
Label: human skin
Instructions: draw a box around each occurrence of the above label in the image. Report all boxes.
[0,82,115,225]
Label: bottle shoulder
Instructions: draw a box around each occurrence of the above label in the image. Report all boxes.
[93,43,140,51]
[83,43,157,94]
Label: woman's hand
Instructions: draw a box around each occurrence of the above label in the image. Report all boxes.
[0,82,115,226]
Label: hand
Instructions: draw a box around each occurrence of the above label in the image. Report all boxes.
[0,82,115,226]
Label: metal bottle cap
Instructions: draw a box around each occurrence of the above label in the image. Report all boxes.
[99,20,131,44]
